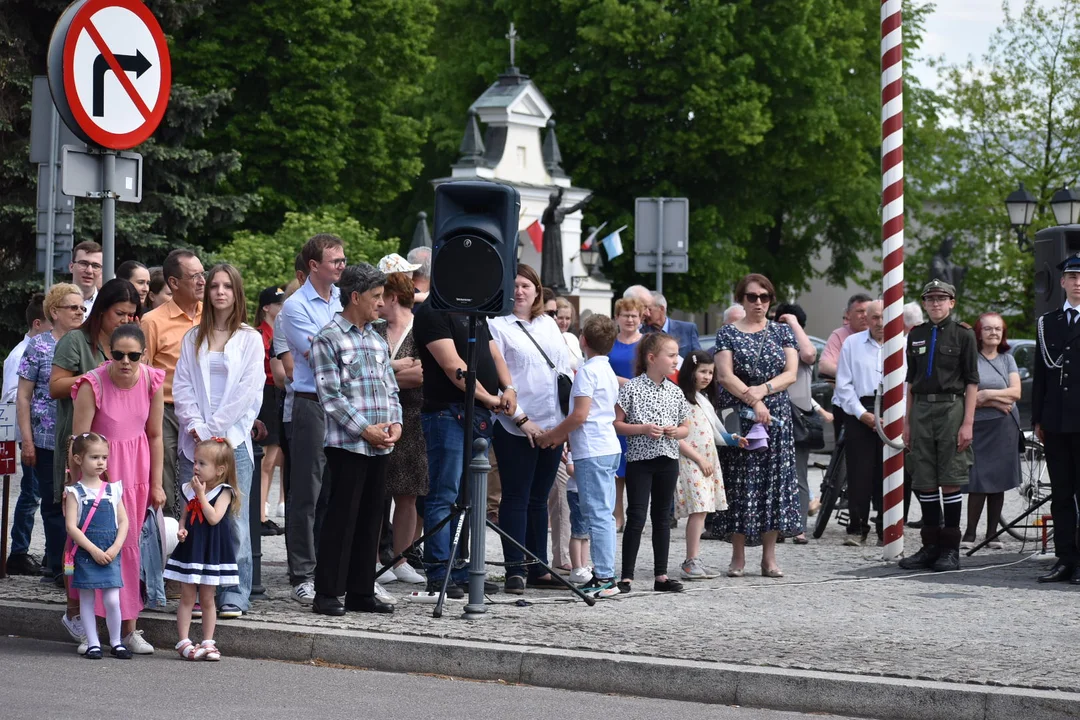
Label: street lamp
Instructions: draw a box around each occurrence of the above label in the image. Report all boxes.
[1004,182,1037,251]
[1051,185,1080,226]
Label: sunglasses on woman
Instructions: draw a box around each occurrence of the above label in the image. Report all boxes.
[111,350,142,362]
[743,292,772,304]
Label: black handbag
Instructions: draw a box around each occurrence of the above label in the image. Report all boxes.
[791,405,825,450]
[515,320,573,416]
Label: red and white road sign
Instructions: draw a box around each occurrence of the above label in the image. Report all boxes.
[48,0,171,150]
[0,442,14,476]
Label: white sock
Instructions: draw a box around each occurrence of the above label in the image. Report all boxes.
[78,590,100,650]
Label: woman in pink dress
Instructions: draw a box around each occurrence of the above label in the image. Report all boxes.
[71,323,165,652]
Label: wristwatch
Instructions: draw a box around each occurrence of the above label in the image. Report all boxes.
[766,382,774,395]
[503,385,517,393]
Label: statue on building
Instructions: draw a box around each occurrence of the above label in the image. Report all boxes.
[541,187,592,292]
[928,235,966,294]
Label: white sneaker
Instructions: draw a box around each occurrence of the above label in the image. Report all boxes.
[373,581,398,605]
[123,629,155,655]
[292,581,316,605]
[61,614,86,644]
[276,502,285,518]
[377,564,398,583]
[391,562,425,584]
[569,567,593,585]
[77,641,88,655]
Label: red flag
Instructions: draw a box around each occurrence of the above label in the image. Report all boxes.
[525,219,543,253]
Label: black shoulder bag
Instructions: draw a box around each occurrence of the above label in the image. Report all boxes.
[516,320,573,416]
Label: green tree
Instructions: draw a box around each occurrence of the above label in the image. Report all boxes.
[215,207,397,316]
[911,0,1080,334]
[171,0,435,234]
[0,0,252,350]
[398,0,927,311]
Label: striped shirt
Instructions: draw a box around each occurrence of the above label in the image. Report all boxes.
[312,313,402,456]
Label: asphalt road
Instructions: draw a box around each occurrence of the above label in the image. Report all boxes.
[0,637,861,720]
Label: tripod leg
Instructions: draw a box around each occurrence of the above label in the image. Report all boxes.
[375,508,457,582]
[966,493,1052,556]
[433,508,469,618]
[486,520,595,606]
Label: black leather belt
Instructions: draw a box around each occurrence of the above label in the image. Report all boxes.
[916,393,960,403]
[295,391,318,402]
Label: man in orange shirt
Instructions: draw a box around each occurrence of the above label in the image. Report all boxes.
[142,249,204,515]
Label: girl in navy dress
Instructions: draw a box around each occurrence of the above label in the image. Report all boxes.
[164,438,240,661]
[64,432,130,660]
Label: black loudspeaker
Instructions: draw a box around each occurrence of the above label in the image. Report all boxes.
[430,181,520,316]
[1033,225,1080,317]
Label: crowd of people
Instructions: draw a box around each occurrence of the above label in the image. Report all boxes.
[3,236,1074,661]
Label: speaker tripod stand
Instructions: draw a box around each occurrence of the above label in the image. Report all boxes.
[375,314,594,618]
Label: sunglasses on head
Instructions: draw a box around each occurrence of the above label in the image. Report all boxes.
[743,292,772,304]
[111,350,142,362]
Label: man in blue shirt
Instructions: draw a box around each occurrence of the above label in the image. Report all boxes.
[279,234,344,605]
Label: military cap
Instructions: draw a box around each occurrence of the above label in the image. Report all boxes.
[921,279,956,298]
[1057,252,1080,273]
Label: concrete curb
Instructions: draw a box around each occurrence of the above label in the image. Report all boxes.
[3,599,1077,720]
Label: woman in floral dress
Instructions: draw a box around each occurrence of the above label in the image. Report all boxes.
[713,274,802,578]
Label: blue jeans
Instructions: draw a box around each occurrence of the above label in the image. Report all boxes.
[10,462,40,556]
[139,509,166,609]
[35,448,65,575]
[572,453,620,579]
[493,423,562,580]
[179,443,254,610]
[421,410,471,584]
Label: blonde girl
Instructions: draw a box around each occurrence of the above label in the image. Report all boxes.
[163,438,241,661]
[64,432,130,659]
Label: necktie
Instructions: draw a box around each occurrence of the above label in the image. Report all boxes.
[925,325,937,378]
[1069,308,1078,326]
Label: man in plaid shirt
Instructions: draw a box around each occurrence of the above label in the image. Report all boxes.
[310,263,402,616]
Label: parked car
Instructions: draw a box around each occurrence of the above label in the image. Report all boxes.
[1006,339,1035,430]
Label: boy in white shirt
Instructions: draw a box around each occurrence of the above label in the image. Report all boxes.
[539,315,621,597]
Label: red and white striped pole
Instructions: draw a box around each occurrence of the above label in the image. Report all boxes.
[880,0,905,561]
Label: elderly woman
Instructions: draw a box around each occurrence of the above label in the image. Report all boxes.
[713,273,802,577]
[489,264,573,594]
[962,312,1022,550]
[16,283,85,582]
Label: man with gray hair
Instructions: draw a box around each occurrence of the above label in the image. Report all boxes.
[644,290,700,357]
[722,304,745,325]
[310,263,402,616]
[407,247,431,302]
[903,301,924,333]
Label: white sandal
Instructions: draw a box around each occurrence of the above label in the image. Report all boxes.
[199,639,221,661]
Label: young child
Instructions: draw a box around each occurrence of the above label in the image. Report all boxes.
[164,438,241,661]
[563,453,592,584]
[613,333,691,594]
[675,351,747,580]
[64,432,130,660]
[538,315,622,598]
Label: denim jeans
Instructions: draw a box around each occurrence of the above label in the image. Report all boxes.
[35,448,65,575]
[179,442,254,610]
[421,409,471,584]
[492,423,562,580]
[572,453,620,579]
[10,462,40,556]
[139,509,167,609]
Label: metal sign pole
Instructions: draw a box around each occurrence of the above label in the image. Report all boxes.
[44,107,60,291]
[102,150,116,281]
[655,198,665,294]
[0,474,8,578]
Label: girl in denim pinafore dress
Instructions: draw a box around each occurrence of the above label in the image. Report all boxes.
[64,432,130,660]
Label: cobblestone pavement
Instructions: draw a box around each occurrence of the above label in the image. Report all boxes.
[3,458,1078,693]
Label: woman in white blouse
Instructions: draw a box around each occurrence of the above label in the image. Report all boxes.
[489,264,573,594]
[173,263,265,617]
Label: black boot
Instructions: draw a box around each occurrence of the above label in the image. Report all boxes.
[932,527,961,571]
[898,526,941,570]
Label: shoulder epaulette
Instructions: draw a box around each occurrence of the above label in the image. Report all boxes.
[958,322,972,330]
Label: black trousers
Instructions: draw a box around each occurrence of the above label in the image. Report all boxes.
[844,412,883,538]
[315,448,389,598]
[1043,430,1080,565]
[622,456,680,580]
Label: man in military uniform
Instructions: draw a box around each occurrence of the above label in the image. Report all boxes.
[1033,253,1080,585]
[899,279,979,571]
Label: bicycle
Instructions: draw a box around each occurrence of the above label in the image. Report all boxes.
[812,427,849,539]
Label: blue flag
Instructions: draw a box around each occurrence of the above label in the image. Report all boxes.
[600,225,626,260]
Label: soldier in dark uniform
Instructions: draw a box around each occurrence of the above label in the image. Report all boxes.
[899,279,979,571]
[1033,252,1080,585]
